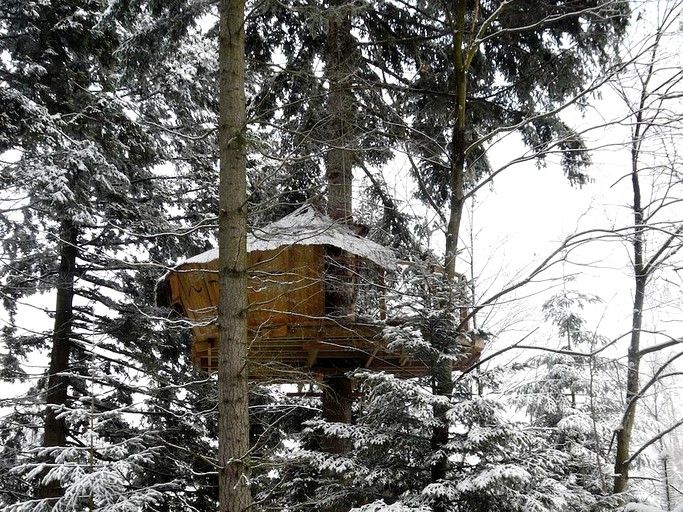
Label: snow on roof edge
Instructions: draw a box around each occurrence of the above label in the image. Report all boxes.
[176,205,396,270]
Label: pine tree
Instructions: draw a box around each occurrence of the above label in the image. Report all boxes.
[376,3,628,510]
[244,1,412,235]
[0,1,221,509]
[512,288,621,507]
[241,1,631,511]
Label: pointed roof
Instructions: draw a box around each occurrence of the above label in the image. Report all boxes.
[182,205,396,269]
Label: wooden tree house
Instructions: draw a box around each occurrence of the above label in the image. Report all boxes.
[157,206,484,380]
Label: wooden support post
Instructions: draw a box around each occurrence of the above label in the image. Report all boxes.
[321,376,353,454]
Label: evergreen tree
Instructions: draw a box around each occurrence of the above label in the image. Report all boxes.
[244,0,413,236]
[512,289,621,507]
[0,1,221,509]
[0,1,644,512]
[379,3,628,510]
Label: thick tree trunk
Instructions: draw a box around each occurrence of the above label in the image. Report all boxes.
[326,1,354,224]
[38,218,78,500]
[217,0,251,511]
[320,376,354,512]
[322,6,355,505]
[321,376,353,454]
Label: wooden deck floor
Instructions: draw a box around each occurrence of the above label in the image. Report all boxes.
[191,319,485,380]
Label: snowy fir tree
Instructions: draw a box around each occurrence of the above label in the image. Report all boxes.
[0,0,223,509]
[512,288,622,508]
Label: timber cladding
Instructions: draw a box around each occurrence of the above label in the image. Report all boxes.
[160,241,484,379]
[163,244,393,377]
[165,244,328,340]
[248,245,326,328]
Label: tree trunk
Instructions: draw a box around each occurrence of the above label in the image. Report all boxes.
[321,6,356,506]
[217,0,251,510]
[324,9,357,320]
[38,218,78,501]
[613,133,646,494]
[323,0,356,431]
[430,358,455,480]
[432,3,468,511]
[321,376,353,454]
[444,0,468,279]
[326,1,354,224]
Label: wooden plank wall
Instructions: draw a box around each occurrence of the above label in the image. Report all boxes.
[167,245,327,342]
[248,245,325,327]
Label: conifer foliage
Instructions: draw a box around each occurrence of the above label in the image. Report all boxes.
[0,1,219,510]
[4,1,683,512]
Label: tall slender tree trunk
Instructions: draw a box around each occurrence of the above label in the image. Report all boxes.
[613,120,647,494]
[39,218,78,501]
[217,0,251,510]
[444,0,468,279]
[610,38,662,491]
[432,3,468,511]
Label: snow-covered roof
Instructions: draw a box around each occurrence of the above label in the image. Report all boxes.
[181,205,396,269]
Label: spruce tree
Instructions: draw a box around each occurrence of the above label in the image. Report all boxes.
[382,3,627,510]
[512,289,621,507]
[0,1,220,509]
